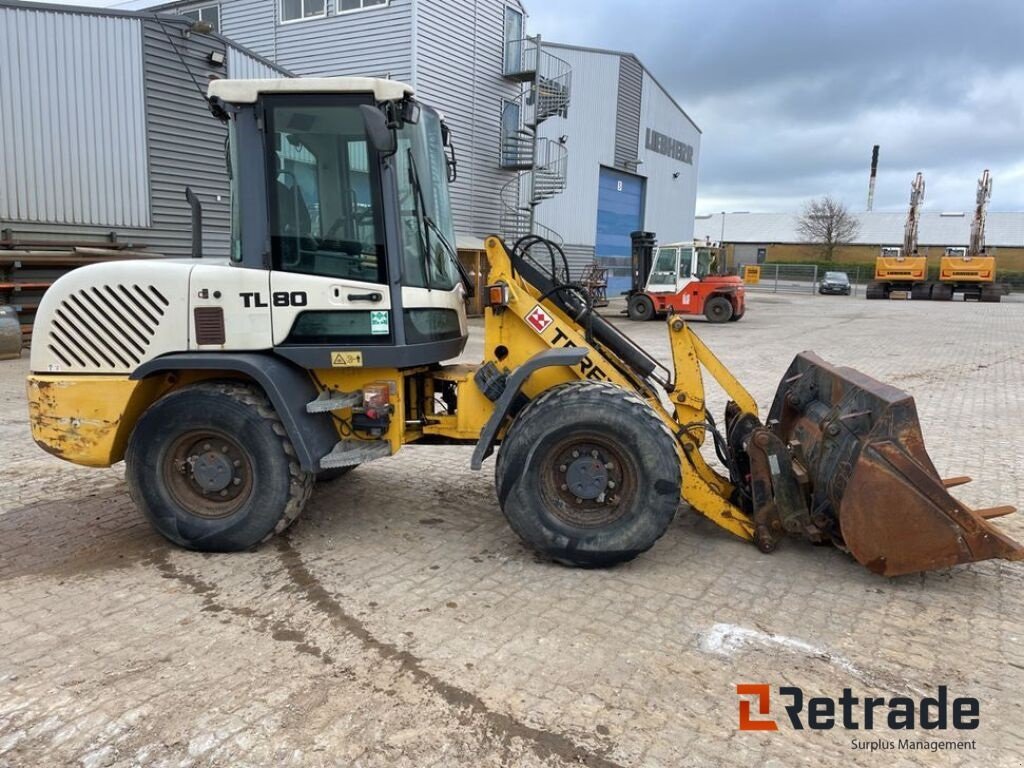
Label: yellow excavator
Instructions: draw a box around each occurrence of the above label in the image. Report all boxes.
[935,170,1003,302]
[867,172,929,300]
[25,78,1023,577]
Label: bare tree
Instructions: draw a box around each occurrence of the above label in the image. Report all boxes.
[796,196,860,261]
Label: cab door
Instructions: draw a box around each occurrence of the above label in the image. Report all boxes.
[646,246,679,294]
[673,247,701,309]
[263,96,393,348]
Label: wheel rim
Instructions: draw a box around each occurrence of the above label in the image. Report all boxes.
[163,430,254,519]
[709,301,728,320]
[540,434,637,528]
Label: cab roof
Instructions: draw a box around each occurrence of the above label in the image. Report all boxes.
[207,77,414,104]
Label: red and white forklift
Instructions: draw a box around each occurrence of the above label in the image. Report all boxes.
[626,238,746,322]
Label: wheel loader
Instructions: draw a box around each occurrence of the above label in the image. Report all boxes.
[25,78,1023,577]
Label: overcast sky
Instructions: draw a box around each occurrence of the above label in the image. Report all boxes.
[529,0,1024,214]
[30,0,1022,213]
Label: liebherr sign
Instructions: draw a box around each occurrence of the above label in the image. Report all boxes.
[645,128,694,165]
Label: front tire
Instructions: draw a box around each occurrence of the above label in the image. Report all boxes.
[126,382,314,551]
[627,294,655,321]
[703,295,734,323]
[495,382,681,567]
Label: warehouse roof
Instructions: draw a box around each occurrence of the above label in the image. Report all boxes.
[693,211,1024,247]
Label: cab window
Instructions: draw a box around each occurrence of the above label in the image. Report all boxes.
[679,248,694,279]
[265,96,386,285]
[649,247,678,287]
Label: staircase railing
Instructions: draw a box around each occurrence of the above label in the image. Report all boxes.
[499,36,572,246]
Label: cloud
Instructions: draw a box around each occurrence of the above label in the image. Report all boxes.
[527,0,1024,212]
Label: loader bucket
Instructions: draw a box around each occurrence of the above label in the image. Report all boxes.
[766,353,1024,576]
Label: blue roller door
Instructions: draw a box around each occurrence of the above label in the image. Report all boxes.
[595,167,645,263]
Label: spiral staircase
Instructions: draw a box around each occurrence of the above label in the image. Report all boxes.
[500,36,572,244]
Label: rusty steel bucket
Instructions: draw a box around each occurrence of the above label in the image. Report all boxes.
[763,353,1023,576]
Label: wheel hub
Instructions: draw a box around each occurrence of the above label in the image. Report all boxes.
[191,450,235,493]
[164,431,252,518]
[565,455,609,500]
[545,439,634,528]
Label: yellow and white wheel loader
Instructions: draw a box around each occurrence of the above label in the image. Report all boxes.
[26,78,1023,576]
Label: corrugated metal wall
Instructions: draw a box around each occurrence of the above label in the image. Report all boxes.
[0,6,150,228]
[614,56,642,169]
[142,18,231,256]
[561,243,596,279]
[273,0,413,80]
[219,0,277,57]
[533,46,620,247]
[227,44,287,79]
[637,70,701,245]
[416,0,520,240]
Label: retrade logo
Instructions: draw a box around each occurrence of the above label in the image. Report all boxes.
[736,684,979,732]
[737,684,778,731]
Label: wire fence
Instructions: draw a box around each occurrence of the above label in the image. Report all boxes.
[742,264,867,297]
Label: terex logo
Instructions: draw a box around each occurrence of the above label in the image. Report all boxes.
[737,685,980,731]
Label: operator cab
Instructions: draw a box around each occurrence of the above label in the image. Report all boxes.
[645,242,717,294]
[880,246,903,259]
[209,77,469,369]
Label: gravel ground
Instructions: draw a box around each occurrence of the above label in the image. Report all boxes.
[1,291,1022,767]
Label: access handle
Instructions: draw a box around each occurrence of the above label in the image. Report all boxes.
[348,292,383,302]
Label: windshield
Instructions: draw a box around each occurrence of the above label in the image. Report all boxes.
[396,107,459,290]
[825,272,848,282]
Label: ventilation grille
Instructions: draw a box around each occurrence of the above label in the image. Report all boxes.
[47,284,168,370]
[193,307,225,345]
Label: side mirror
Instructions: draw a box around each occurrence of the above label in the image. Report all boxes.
[441,123,458,183]
[360,104,396,155]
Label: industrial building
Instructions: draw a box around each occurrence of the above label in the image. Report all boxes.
[696,211,1024,278]
[2,0,700,272]
[0,0,288,339]
[0,0,287,255]
[532,43,701,281]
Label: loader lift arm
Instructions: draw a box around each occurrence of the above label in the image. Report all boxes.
[473,235,1022,574]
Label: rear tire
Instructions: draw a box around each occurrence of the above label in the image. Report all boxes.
[703,295,734,323]
[126,382,314,552]
[495,381,681,567]
[931,283,953,301]
[627,294,655,321]
[911,283,932,301]
[865,282,887,300]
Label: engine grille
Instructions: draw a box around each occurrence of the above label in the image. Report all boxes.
[47,284,169,371]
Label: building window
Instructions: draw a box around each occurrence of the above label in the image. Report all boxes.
[338,0,387,13]
[280,0,326,24]
[503,6,524,73]
[180,4,220,31]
